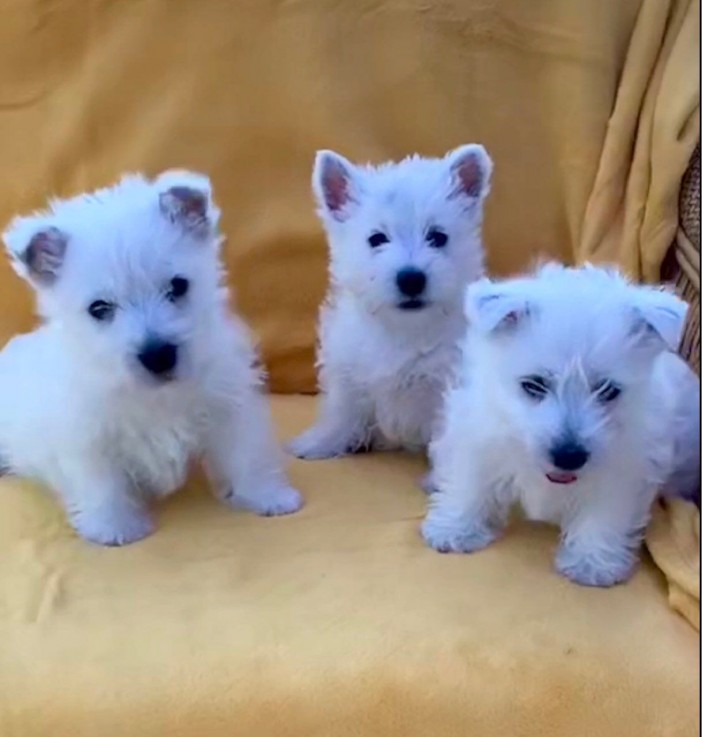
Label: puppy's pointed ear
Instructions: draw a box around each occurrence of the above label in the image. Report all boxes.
[3,217,68,287]
[156,170,220,238]
[313,150,361,222]
[465,278,530,333]
[631,286,688,352]
[446,144,493,203]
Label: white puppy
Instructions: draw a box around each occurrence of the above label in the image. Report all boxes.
[422,263,699,587]
[289,145,492,458]
[0,171,302,546]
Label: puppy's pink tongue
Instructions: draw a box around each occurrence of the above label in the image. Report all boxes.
[546,471,578,485]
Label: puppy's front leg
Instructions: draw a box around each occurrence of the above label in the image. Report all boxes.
[555,476,655,587]
[204,387,303,516]
[288,377,373,460]
[58,460,154,546]
[421,423,503,553]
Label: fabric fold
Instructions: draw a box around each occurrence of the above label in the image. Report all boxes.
[646,497,701,631]
[580,0,700,281]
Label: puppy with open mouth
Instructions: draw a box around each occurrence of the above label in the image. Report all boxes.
[422,263,699,587]
[289,145,492,460]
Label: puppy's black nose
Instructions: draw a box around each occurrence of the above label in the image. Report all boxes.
[138,341,178,377]
[549,441,590,471]
[396,268,427,298]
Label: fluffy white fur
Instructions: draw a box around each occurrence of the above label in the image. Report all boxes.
[0,170,302,546]
[289,145,492,458]
[422,263,699,587]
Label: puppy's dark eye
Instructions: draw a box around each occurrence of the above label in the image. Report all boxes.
[520,375,549,400]
[368,232,389,249]
[167,276,189,301]
[87,300,115,321]
[594,380,621,403]
[426,228,448,249]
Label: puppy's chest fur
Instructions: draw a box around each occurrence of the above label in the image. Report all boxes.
[513,475,572,524]
[344,319,462,449]
[103,388,208,495]
[372,346,456,448]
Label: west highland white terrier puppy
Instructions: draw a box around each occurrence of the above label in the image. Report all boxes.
[422,263,699,587]
[0,171,302,546]
[289,145,492,459]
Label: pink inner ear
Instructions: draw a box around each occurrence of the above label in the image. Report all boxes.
[452,155,484,199]
[24,227,66,284]
[322,162,351,213]
[167,186,207,218]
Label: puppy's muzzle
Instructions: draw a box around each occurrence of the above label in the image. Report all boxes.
[549,441,589,472]
[396,267,427,298]
[396,267,428,310]
[137,339,178,379]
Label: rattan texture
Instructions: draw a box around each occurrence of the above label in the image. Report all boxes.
[664,144,700,375]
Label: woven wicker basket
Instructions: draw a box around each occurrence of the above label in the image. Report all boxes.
[663,144,700,375]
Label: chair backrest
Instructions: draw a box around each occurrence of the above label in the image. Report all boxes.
[665,144,700,375]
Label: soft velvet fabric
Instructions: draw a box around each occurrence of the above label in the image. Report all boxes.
[580,0,700,281]
[0,0,671,393]
[647,498,701,631]
[0,397,699,737]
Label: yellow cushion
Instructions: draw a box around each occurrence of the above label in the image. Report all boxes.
[0,396,697,737]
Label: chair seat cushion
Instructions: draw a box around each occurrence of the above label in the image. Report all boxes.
[0,396,697,737]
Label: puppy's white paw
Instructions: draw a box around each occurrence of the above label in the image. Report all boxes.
[421,515,496,554]
[229,484,304,517]
[287,430,349,460]
[70,506,155,547]
[555,542,637,588]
